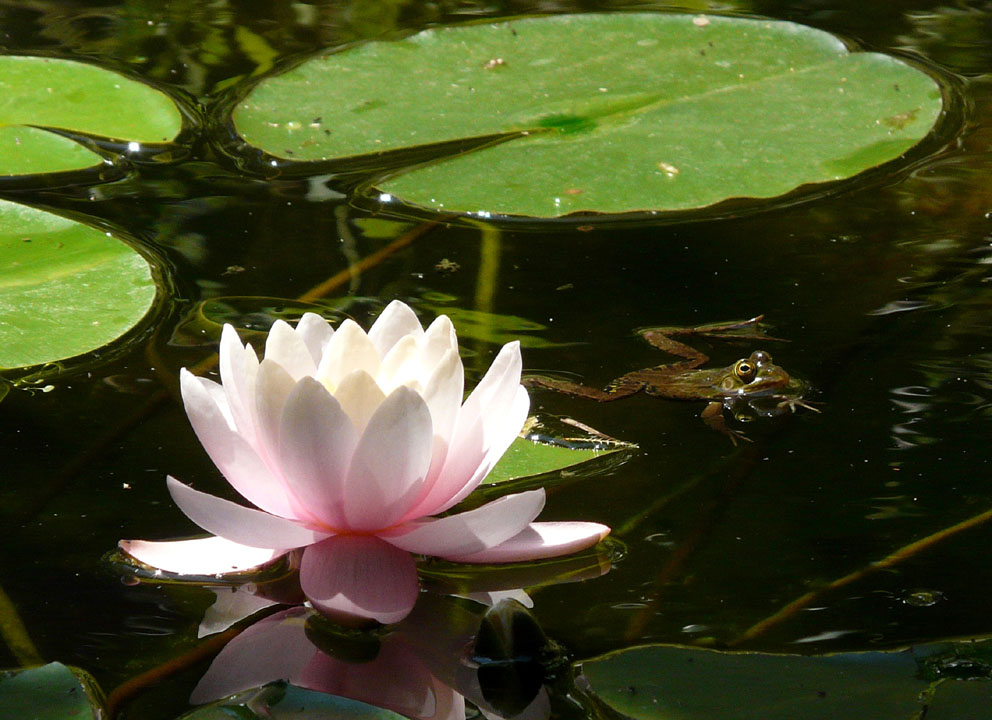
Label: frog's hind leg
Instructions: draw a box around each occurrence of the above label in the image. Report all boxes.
[638,315,786,361]
[522,374,644,401]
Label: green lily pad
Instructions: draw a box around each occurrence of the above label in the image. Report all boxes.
[580,644,931,720]
[0,55,184,177]
[486,416,636,486]
[0,662,105,720]
[231,13,944,219]
[0,199,157,370]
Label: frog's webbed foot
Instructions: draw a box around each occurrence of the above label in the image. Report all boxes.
[522,374,642,402]
[774,396,822,414]
[701,401,752,446]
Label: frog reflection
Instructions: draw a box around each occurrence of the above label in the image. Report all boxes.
[523,316,817,444]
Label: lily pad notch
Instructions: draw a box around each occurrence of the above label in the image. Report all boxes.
[0,54,187,180]
[229,12,946,219]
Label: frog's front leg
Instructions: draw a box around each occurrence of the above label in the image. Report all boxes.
[522,374,644,401]
[700,401,751,445]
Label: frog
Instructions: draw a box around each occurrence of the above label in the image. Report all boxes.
[522,315,817,444]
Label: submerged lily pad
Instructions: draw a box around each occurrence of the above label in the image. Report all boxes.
[231,13,944,219]
[0,55,184,177]
[0,199,157,370]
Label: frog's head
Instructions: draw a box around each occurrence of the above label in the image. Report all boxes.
[718,350,791,397]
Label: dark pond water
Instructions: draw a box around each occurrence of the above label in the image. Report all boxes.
[4,0,992,717]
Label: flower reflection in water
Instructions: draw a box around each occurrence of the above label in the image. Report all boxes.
[182,550,613,720]
[120,301,610,625]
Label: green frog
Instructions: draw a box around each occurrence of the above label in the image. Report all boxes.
[522,316,817,444]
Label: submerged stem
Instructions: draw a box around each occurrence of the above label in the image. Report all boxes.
[733,504,992,645]
[0,583,43,666]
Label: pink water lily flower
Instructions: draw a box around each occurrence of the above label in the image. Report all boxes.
[121,301,609,624]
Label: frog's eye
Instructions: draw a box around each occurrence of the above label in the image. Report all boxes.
[734,359,756,382]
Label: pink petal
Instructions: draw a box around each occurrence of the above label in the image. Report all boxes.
[277,377,357,529]
[118,536,286,575]
[441,521,611,563]
[405,343,525,518]
[180,370,297,518]
[191,607,316,704]
[384,489,545,558]
[342,387,434,531]
[264,319,317,380]
[433,384,529,514]
[300,535,420,625]
[299,639,461,720]
[368,300,424,357]
[167,477,330,549]
[295,312,334,365]
[400,405,485,522]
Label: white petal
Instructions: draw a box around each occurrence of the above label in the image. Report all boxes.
[118,536,286,575]
[442,521,611,563]
[316,320,381,389]
[383,489,545,558]
[252,359,297,468]
[264,320,317,380]
[181,370,297,518]
[167,477,331,549]
[277,377,357,529]
[378,335,422,394]
[421,348,464,450]
[218,324,259,440]
[419,315,459,369]
[295,312,334,365]
[368,300,424,357]
[333,369,387,436]
[342,387,434,531]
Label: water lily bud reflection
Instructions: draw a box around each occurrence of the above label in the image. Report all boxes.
[121,301,610,625]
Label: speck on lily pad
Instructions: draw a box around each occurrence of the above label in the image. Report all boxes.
[229,13,946,220]
[0,199,157,370]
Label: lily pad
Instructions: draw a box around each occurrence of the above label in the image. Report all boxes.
[0,662,105,720]
[231,13,944,218]
[486,416,636,486]
[579,644,930,720]
[0,55,184,178]
[0,199,157,370]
